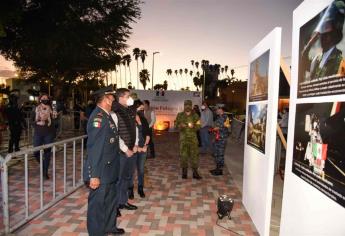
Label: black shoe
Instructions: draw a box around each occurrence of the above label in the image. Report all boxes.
[128,187,134,200]
[107,227,125,235]
[211,169,223,176]
[44,173,50,180]
[209,168,218,174]
[193,169,202,180]
[117,208,121,217]
[119,202,137,210]
[138,186,145,198]
[182,168,187,179]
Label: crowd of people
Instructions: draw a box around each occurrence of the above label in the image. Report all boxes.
[83,86,237,235]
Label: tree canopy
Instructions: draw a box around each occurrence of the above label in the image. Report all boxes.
[0,0,141,82]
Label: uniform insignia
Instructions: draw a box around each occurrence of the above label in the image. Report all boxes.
[110,138,115,143]
[93,121,101,128]
[224,117,231,128]
[94,118,102,122]
[196,120,201,125]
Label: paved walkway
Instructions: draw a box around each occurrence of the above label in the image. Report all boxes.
[12,132,258,236]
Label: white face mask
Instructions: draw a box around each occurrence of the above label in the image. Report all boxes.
[201,105,206,110]
[126,97,134,106]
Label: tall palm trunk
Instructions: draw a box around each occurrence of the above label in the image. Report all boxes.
[137,61,139,89]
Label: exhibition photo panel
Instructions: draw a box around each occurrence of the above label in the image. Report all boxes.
[247,103,268,154]
[249,50,270,102]
[298,0,345,98]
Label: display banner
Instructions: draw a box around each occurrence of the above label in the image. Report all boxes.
[280,1,345,235]
[243,28,281,236]
[131,90,202,131]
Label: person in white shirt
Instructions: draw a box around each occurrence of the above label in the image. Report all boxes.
[143,100,156,158]
[200,102,214,154]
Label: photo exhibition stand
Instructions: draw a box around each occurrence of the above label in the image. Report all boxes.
[280,0,345,235]
[243,27,282,236]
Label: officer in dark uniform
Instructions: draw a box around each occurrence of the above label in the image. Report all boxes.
[4,94,25,153]
[83,86,124,235]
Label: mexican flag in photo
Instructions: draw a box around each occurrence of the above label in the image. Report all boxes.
[312,143,328,161]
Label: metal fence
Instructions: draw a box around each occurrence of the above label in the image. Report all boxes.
[0,134,87,234]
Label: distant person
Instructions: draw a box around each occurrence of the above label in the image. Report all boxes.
[33,94,57,180]
[210,105,230,176]
[4,94,26,153]
[278,108,289,137]
[200,102,213,154]
[81,100,96,145]
[143,100,156,158]
[175,100,202,180]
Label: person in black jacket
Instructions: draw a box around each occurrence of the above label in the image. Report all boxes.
[129,100,150,199]
[4,94,26,153]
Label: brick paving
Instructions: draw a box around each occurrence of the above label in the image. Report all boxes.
[7,132,258,236]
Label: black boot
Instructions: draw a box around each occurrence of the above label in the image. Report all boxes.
[128,187,134,200]
[182,168,187,179]
[138,185,145,198]
[117,208,121,217]
[211,165,223,176]
[193,169,202,180]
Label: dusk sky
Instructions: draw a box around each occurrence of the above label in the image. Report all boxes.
[0,0,303,90]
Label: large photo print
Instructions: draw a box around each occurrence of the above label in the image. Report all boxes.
[247,104,267,154]
[298,0,345,98]
[293,102,345,207]
[249,50,270,102]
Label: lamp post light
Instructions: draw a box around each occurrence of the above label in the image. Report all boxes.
[231,90,235,109]
[152,51,160,90]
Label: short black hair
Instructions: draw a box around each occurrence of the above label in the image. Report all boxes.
[143,100,150,106]
[116,88,130,100]
[133,99,143,109]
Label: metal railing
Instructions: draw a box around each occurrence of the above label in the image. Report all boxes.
[0,134,87,234]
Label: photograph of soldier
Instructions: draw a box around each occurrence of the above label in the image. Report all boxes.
[83,86,124,235]
[292,102,345,208]
[174,100,202,180]
[298,0,345,98]
[247,104,267,154]
[249,50,270,102]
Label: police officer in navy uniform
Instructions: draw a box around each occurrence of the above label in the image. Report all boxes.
[84,86,125,235]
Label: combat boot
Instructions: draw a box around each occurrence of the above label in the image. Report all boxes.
[182,168,188,179]
[128,187,134,199]
[192,169,202,180]
[138,185,145,198]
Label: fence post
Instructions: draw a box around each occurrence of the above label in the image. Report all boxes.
[1,158,10,234]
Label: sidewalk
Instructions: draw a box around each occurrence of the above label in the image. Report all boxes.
[12,132,258,236]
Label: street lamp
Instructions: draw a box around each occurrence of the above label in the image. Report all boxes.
[231,90,235,109]
[152,51,160,90]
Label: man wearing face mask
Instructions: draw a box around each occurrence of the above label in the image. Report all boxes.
[200,102,214,154]
[175,100,202,179]
[83,86,123,235]
[112,88,139,213]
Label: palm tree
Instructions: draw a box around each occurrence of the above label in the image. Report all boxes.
[221,67,225,77]
[139,69,150,90]
[184,68,188,88]
[224,65,229,76]
[195,61,199,71]
[191,60,195,71]
[189,70,194,90]
[166,69,172,89]
[123,54,132,86]
[231,69,235,79]
[140,50,147,69]
[121,56,127,87]
[133,48,141,89]
[196,71,200,78]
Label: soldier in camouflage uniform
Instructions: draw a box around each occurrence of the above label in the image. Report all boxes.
[210,104,230,176]
[301,0,345,80]
[175,100,202,179]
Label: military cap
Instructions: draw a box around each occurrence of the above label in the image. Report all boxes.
[316,0,345,34]
[130,92,139,100]
[184,100,192,106]
[91,85,116,98]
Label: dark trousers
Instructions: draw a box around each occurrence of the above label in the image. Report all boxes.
[8,126,22,153]
[87,182,118,236]
[148,128,155,157]
[116,152,136,205]
[33,132,55,175]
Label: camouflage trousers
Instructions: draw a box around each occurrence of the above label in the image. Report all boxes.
[179,138,199,169]
[214,139,227,168]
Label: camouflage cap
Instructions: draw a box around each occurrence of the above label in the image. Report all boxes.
[184,100,192,106]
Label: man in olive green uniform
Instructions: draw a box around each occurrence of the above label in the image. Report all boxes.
[175,100,202,180]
